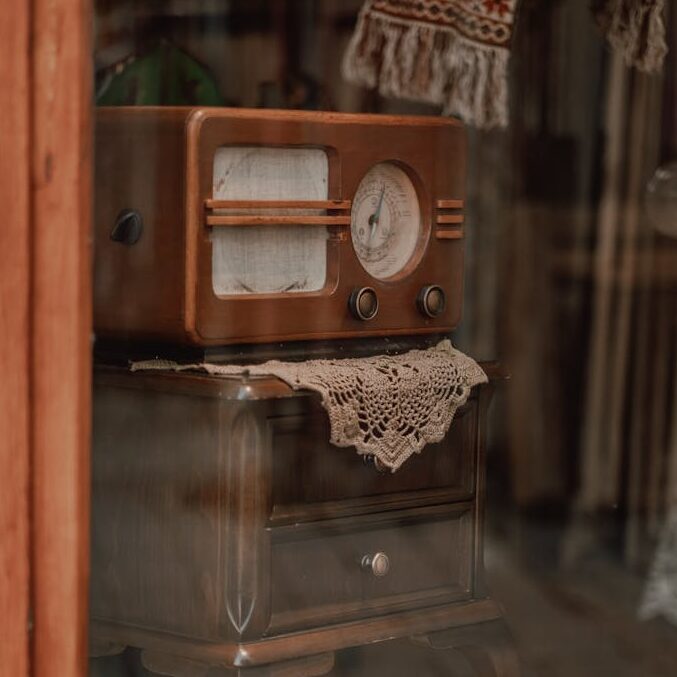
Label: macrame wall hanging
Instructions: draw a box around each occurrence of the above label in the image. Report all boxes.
[131,340,487,472]
[342,0,668,129]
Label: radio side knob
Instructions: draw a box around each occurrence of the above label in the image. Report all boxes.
[110,209,143,245]
[349,287,379,321]
[417,285,446,318]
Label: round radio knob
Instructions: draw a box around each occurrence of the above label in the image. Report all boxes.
[349,287,379,321]
[361,552,390,577]
[417,285,446,318]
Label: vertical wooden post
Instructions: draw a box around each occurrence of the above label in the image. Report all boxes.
[31,0,92,675]
[0,3,31,676]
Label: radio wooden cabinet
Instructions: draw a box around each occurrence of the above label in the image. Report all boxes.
[94,108,466,347]
[89,363,516,676]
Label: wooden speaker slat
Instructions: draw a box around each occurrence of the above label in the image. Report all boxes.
[437,215,465,225]
[436,230,465,240]
[205,199,351,211]
[436,199,464,209]
[206,215,351,227]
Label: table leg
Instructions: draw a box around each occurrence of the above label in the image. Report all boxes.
[411,620,520,677]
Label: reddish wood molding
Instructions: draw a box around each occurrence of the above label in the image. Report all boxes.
[436,200,464,209]
[206,215,351,227]
[205,199,352,210]
[437,215,465,225]
[31,1,92,676]
[0,2,31,676]
[436,231,465,240]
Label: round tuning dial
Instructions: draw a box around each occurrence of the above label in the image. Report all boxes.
[417,285,446,318]
[361,552,390,577]
[350,162,422,280]
[349,287,379,321]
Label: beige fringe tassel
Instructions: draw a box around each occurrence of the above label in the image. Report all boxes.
[594,0,668,72]
[342,9,510,129]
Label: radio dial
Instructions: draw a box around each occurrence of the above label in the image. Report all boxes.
[417,285,446,318]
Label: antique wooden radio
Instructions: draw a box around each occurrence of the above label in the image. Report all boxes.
[94,107,466,346]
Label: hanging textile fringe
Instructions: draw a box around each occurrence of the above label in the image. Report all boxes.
[342,0,517,129]
[343,1,668,129]
[592,0,667,72]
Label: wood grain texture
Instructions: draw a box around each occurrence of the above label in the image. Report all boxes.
[268,504,474,633]
[92,599,502,668]
[206,215,351,226]
[472,381,496,599]
[31,1,92,676]
[412,620,520,677]
[89,366,500,672]
[0,2,31,676]
[205,200,351,210]
[269,402,477,519]
[436,231,465,240]
[141,650,335,677]
[436,215,465,225]
[90,386,227,640]
[91,375,474,639]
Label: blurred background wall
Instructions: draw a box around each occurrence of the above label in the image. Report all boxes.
[93,0,677,613]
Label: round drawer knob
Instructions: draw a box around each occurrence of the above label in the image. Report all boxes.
[361,552,390,577]
[417,285,446,318]
[349,287,379,321]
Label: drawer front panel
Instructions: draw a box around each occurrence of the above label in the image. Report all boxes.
[268,504,473,633]
[270,399,477,521]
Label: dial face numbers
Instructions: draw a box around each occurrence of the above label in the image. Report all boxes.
[351,163,422,280]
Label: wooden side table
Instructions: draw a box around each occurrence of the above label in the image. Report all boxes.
[89,364,518,676]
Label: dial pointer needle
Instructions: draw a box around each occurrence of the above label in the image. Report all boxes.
[368,184,385,240]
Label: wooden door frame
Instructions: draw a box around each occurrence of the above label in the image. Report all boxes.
[1,1,32,672]
[1,1,92,676]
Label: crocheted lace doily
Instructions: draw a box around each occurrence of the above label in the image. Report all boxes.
[640,507,677,627]
[131,340,487,472]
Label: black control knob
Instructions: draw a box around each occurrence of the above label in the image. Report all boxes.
[349,287,379,321]
[110,209,143,245]
[417,285,446,318]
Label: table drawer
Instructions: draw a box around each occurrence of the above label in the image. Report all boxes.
[270,398,478,522]
[268,503,474,633]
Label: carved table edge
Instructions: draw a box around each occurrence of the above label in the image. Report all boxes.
[140,650,336,677]
[90,598,503,668]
